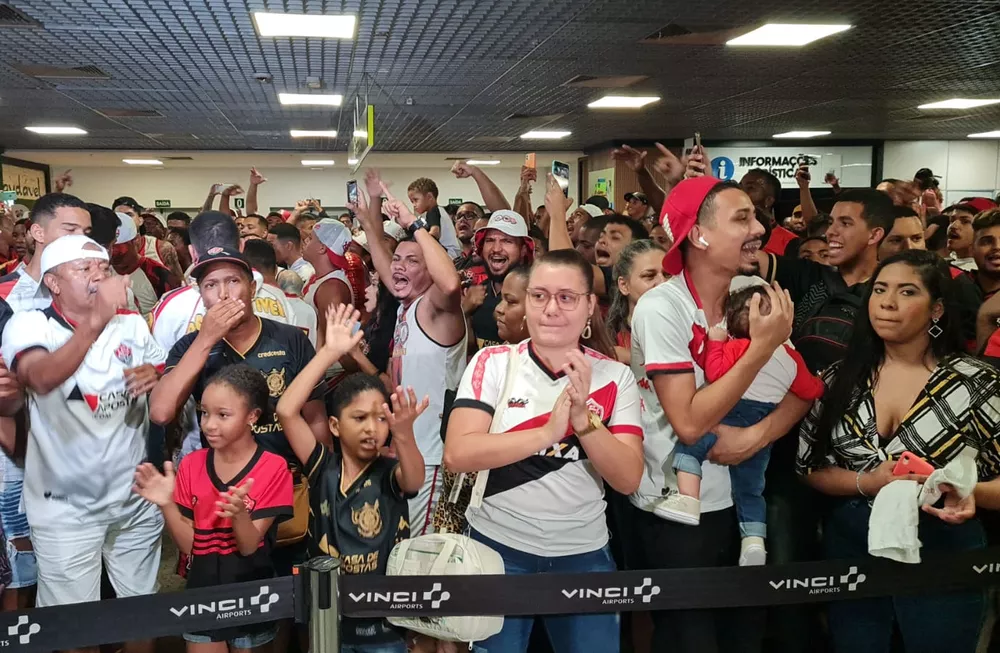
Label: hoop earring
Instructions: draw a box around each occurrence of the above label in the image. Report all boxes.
[928,316,942,339]
[582,318,592,340]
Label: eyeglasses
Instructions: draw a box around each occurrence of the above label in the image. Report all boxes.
[526,287,589,310]
[456,211,479,220]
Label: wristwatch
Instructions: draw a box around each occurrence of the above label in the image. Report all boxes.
[576,411,603,438]
[406,217,428,237]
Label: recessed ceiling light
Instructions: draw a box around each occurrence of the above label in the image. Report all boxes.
[253,12,356,39]
[587,96,661,109]
[352,130,368,138]
[123,159,163,165]
[301,159,334,166]
[521,130,571,139]
[25,126,87,135]
[969,131,1000,139]
[726,23,851,47]
[290,129,338,138]
[279,93,343,106]
[347,158,359,165]
[918,98,1000,110]
[466,160,501,165]
[773,130,831,138]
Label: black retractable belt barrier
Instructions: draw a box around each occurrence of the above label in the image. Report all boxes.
[3,548,1000,653]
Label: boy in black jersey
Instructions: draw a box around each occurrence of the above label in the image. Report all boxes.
[276,304,427,653]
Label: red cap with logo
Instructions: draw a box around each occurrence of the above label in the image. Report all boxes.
[961,197,998,214]
[659,176,722,275]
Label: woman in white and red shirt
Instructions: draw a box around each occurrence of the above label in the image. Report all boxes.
[445,249,643,653]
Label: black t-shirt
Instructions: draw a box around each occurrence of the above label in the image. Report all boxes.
[471,281,503,349]
[304,443,411,645]
[425,205,443,229]
[165,317,325,463]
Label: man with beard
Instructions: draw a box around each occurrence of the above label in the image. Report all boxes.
[463,210,534,349]
[112,197,184,280]
[971,209,1000,301]
[358,171,467,536]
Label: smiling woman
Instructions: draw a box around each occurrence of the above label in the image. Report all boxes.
[798,249,1000,653]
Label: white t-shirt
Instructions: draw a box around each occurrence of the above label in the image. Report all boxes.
[630,272,733,514]
[1,309,167,524]
[454,341,642,556]
[389,296,467,465]
[281,289,318,347]
[290,258,315,285]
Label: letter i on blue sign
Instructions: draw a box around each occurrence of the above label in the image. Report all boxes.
[711,157,735,181]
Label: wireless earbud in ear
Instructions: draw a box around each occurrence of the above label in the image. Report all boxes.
[698,236,710,247]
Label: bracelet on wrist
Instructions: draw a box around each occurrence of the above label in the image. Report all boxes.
[856,470,869,498]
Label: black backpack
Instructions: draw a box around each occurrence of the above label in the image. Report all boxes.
[792,275,869,374]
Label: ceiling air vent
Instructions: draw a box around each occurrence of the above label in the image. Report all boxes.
[564,75,648,89]
[0,4,42,27]
[99,108,162,118]
[14,63,109,79]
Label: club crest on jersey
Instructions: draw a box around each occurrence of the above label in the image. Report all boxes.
[114,343,133,366]
[352,499,382,539]
[265,368,286,397]
[585,398,605,421]
[508,397,528,408]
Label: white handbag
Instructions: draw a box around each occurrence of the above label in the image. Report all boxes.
[386,533,505,643]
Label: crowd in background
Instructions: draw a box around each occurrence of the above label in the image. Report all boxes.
[1,142,1000,653]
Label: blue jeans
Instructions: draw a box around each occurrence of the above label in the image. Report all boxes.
[672,398,774,538]
[823,498,986,653]
[469,529,620,653]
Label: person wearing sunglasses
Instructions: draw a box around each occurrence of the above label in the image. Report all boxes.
[445,249,641,653]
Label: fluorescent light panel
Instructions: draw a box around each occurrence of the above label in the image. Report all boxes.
[301,160,334,166]
[253,12,356,39]
[278,93,343,106]
[25,126,87,135]
[587,95,660,109]
[969,131,1000,139]
[352,130,368,138]
[918,98,1000,110]
[290,129,338,137]
[347,158,359,165]
[466,160,501,165]
[521,130,571,139]
[727,23,851,47]
[773,130,831,138]
[123,159,163,165]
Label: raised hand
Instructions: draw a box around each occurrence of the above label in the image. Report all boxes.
[451,162,475,179]
[461,283,487,316]
[216,478,254,519]
[650,143,685,185]
[382,386,430,441]
[364,168,385,200]
[685,146,707,179]
[54,169,73,192]
[544,173,573,215]
[612,145,647,173]
[133,461,176,507]
[198,298,245,345]
[795,165,811,189]
[88,275,130,334]
[222,184,244,197]
[322,303,364,359]
[249,167,267,186]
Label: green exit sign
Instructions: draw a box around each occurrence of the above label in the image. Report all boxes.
[448,198,463,205]
[154,199,171,209]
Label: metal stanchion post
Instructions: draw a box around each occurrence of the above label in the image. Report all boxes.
[303,556,341,653]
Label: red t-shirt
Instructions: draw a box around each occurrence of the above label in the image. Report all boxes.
[763,225,799,256]
[175,446,293,588]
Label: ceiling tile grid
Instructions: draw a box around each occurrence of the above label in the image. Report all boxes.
[2,0,1000,151]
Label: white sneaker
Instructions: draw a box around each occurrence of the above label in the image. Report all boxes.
[739,536,767,566]
[653,493,701,525]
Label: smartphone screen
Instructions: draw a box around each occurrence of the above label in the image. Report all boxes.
[683,137,695,157]
[1,191,16,208]
[347,180,358,205]
[552,160,570,196]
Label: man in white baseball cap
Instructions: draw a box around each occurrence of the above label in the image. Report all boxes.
[111,212,163,316]
[466,209,535,349]
[1,234,166,622]
[303,218,359,349]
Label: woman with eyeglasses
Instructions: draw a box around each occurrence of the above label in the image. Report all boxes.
[444,249,643,653]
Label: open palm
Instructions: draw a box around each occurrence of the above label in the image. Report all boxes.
[133,462,176,507]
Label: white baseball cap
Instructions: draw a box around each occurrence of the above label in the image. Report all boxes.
[382,220,406,243]
[473,209,535,262]
[115,212,138,244]
[312,218,352,267]
[578,204,604,219]
[352,231,370,253]
[41,235,109,275]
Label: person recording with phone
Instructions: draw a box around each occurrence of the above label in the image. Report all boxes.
[798,250,1000,653]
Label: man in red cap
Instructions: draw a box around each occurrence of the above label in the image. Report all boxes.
[628,176,803,653]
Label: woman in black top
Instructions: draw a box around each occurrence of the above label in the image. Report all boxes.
[798,250,1000,653]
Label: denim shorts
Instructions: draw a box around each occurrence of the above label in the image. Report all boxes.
[183,625,277,648]
[5,538,36,590]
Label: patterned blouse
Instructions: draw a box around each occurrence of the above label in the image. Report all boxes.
[797,354,1000,480]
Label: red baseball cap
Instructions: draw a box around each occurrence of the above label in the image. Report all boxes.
[960,197,998,214]
[660,176,723,275]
